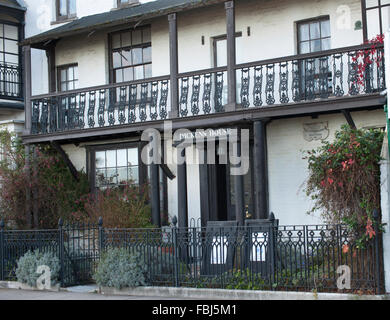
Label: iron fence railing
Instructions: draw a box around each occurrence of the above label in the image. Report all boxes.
[29,44,386,136]
[0,216,383,293]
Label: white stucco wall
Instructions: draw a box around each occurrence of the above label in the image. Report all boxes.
[268,109,386,225]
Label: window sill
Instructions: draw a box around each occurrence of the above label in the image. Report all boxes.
[51,17,78,26]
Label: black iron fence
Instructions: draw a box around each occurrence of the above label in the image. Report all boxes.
[0,216,384,294]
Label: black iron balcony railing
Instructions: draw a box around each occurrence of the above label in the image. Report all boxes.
[0,63,23,100]
[29,44,385,135]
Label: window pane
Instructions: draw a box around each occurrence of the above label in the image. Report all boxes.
[310,22,320,39]
[113,51,122,68]
[128,167,139,183]
[4,40,18,54]
[0,25,3,38]
[117,149,127,166]
[367,9,381,38]
[73,66,78,80]
[4,54,18,64]
[128,148,138,166]
[96,169,106,186]
[132,47,143,65]
[123,67,134,82]
[299,41,310,54]
[96,151,106,168]
[132,30,142,45]
[115,69,123,83]
[311,39,321,52]
[321,38,331,50]
[59,0,67,16]
[299,23,310,41]
[143,46,152,63]
[118,167,128,184]
[121,32,131,47]
[382,0,390,5]
[382,6,390,33]
[0,39,3,52]
[144,64,152,78]
[68,67,74,81]
[321,20,331,37]
[69,0,76,15]
[4,25,18,40]
[143,28,151,43]
[134,65,144,80]
[61,82,67,91]
[106,168,117,184]
[106,150,116,167]
[122,49,132,67]
[366,0,379,7]
[216,39,227,67]
[112,34,121,49]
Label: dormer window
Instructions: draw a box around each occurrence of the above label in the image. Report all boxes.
[56,0,77,21]
[117,0,139,8]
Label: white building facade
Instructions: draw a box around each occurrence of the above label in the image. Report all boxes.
[16,0,388,231]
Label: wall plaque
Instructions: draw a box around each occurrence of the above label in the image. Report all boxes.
[303,122,329,142]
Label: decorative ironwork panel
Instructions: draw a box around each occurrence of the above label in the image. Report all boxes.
[139,83,148,122]
[348,52,359,96]
[150,82,159,121]
[39,99,48,134]
[279,63,289,104]
[179,77,189,117]
[291,61,301,102]
[87,91,96,128]
[49,96,58,133]
[98,90,106,127]
[265,64,275,105]
[333,54,344,97]
[107,89,116,126]
[304,59,316,101]
[318,57,330,99]
[191,75,201,115]
[128,84,137,124]
[253,66,263,107]
[159,80,169,119]
[79,93,86,129]
[118,86,127,125]
[202,74,212,114]
[240,68,250,108]
[214,72,224,112]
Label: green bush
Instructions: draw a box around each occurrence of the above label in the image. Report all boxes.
[15,249,60,287]
[93,248,147,289]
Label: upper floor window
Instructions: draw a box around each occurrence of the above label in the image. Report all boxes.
[56,0,77,21]
[110,26,152,83]
[364,0,390,39]
[0,23,19,66]
[297,17,331,54]
[58,64,79,91]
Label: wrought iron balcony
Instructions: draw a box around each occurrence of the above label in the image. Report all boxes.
[29,44,385,136]
[0,63,23,100]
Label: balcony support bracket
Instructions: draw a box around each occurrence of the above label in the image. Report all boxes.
[341,109,357,130]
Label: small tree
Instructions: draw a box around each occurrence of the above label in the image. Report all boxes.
[304,125,384,246]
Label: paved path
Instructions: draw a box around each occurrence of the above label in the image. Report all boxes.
[0,288,188,300]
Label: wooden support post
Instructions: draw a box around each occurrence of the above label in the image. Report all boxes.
[253,120,269,219]
[225,1,236,111]
[46,45,56,93]
[23,45,32,135]
[234,138,245,225]
[341,110,357,130]
[177,148,188,228]
[25,144,32,229]
[168,13,179,119]
[151,163,161,227]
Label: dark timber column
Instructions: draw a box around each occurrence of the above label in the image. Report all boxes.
[177,148,188,228]
[234,134,245,225]
[168,13,179,118]
[253,120,269,219]
[151,164,161,227]
[46,45,56,93]
[225,1,236,111]
[23,45,32,135]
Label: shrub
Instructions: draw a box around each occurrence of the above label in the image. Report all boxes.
[15,249,60,287]
[0,130,89,229]
[71,184,154,229]
[93,248,147,289]
[304,125,384,246]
